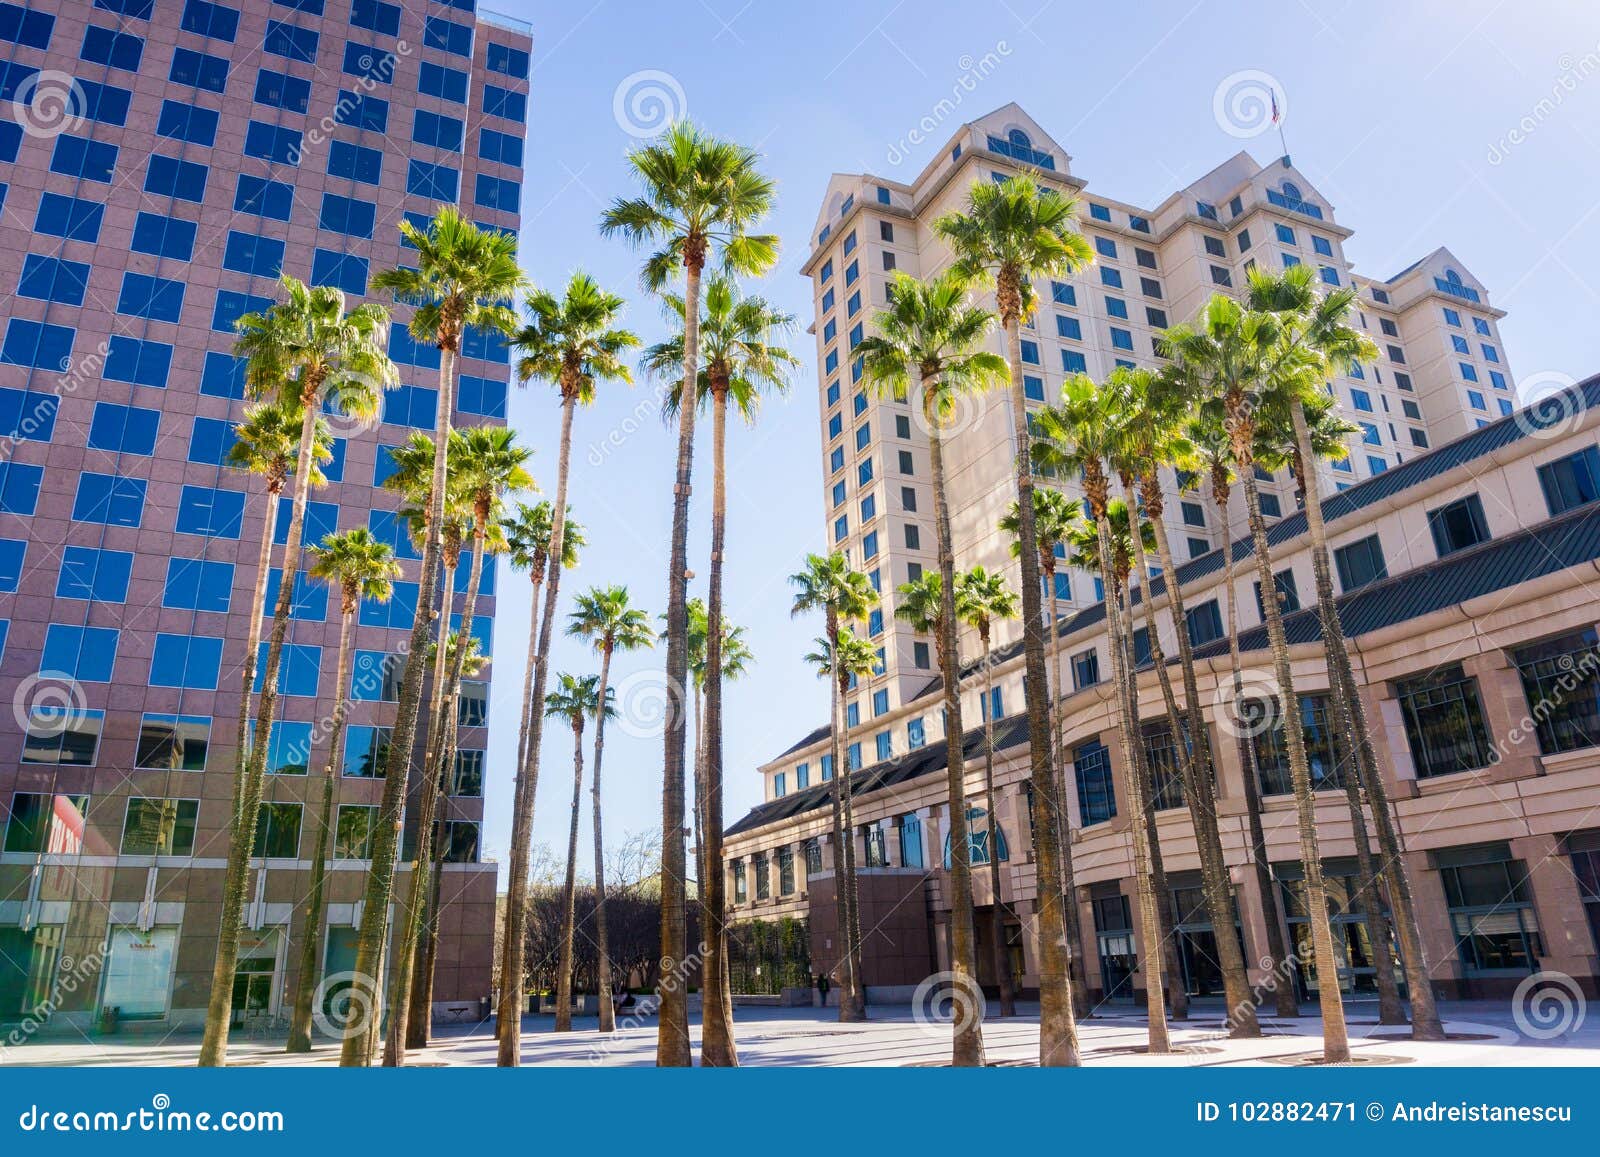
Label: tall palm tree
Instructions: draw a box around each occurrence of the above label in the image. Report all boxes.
[202,277,395,1067]
[954,565,1020,1017]
[646,276,796,1064]
[285,529,400,1053]
[601,122,778,1068]
[337,210,523,1068]
[1189,409,1300,1020]
[1163,291,1351,1062]
[500,272,636,1066]
[801,627,879,1006]
[567,585,656,1033]
[390,426,532,1060]
[545,673,613,1030]
[1248,266,1441,1038]
[1108,365,1260,1037]
[856,271,1008,1067]
[999,485,1091,1015]
[497,501,582,1031]
[936,174,1095,1066]
[788,552,876,1022]
[1034,382,1170,1052]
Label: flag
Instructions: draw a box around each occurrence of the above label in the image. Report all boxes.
[1271,90,1281,123]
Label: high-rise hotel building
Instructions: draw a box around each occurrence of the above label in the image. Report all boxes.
[0,0,529,1032]
[721,105,1600,1007]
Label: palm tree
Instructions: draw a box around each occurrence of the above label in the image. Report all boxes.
[645,276,796,1064]
[1247,266,1442,1038]
[1033,382,1171,1052]
[1107,365,1260,1037]
[936,174,1095,1066]
[336,210,522,1068]
[1163,290,1351,1063]
[567,585,656,1033]
[391,426,532,1059]
[601,122,778,1068]
[998,484,1091,1014]
[545,673,613,1030]
[1189,408,1300,1020]
[856,270,1009,1066]
[500,272,636,1066]
[202,277,395,1067]
[954,566,1020,1017]
[788,553,876,1022]
[285,529,400,1053]
[498,501,583,1030]
[801,626,879,1003]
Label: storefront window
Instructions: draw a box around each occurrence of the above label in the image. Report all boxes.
[100,925,179,1019]
[1438,844,1543,974]
[1276,860,1400,995]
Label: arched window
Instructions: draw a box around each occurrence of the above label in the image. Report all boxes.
[1445,268,1464,285]
[1281,179,1302,200]
[1007,128,1032,149]
[943,806,1009,867]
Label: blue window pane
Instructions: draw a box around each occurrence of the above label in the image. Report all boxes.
[81,24,144,69]
[156,99,218,146]
[222,231,285,278]
[145,155,208,202]
[130,211,196,260]
[163,558,234,613]
[263,567,328,621]
[1,320,74,370]
[349,0,400,35]
[343,41,395,82]
[255,721,313,775]
[254,641,321,697]
[328,140,383,183]
[413,109,464,151]
[360,579,417,629]
[274,497,338,546]
[368,509,421,560]
[458,374,507,419]
[244,120,302,164]
[49,134,118,182]
[170,47,229,93]
[334,89,387,131]
[150,633,223,690]
[0,387,57,441]
[424,15,473,55]
[87,402,160,454]
[406,160,459,201]
[42,625,119,682]
[71,472,145,526]
[486,42,529,78]
[419,62,468,103]
[263,19,318,62]
[17,255,89,305]
[56,546,132,603]
[0,538,24,592]
[212,290,272,333]
[181,0,239,41]
[382,385,438,429]
[1,3,53,47]
[75,79,132,126]
[235,174,293,221]
[318,192,375,238]
[479,127,523,166]
[117,273,186,322]
[483,84,526,123]
[309,248,369,295]
[34,193,103,241]
[0,463,43,514]
[199,352,248,399]
[175,485,245,538]
[187,416,237,466]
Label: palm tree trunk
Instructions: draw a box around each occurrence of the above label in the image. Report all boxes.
[1238,456,1350,1063]
[555,721,586,1032]
[821,614,862,1023]
[656,254,701,1069]
[497,567,545,1040]
[593,644,617,1033]
[202,398,321,1067]
[835,671,866,1021]
[999,314,1077,1064]
[286,603,355,1052]
[1215,485,1300,1020]
[405,533,490,1051]
[1141,485,1259,1037]
[345,340,457,1068]
[384,557,459,1064]
[700,387,740,1064]
[927,410,985,1067]
[1094,516,1169,1053]
[1289,404,1441,1038]
[978,628,1015,1017]
[500,392,578,1067]
[1042,559,1091,1017]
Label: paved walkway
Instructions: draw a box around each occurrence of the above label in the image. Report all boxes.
[5,999,1598,1067]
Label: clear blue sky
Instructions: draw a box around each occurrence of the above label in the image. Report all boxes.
[483,0,1600,880]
